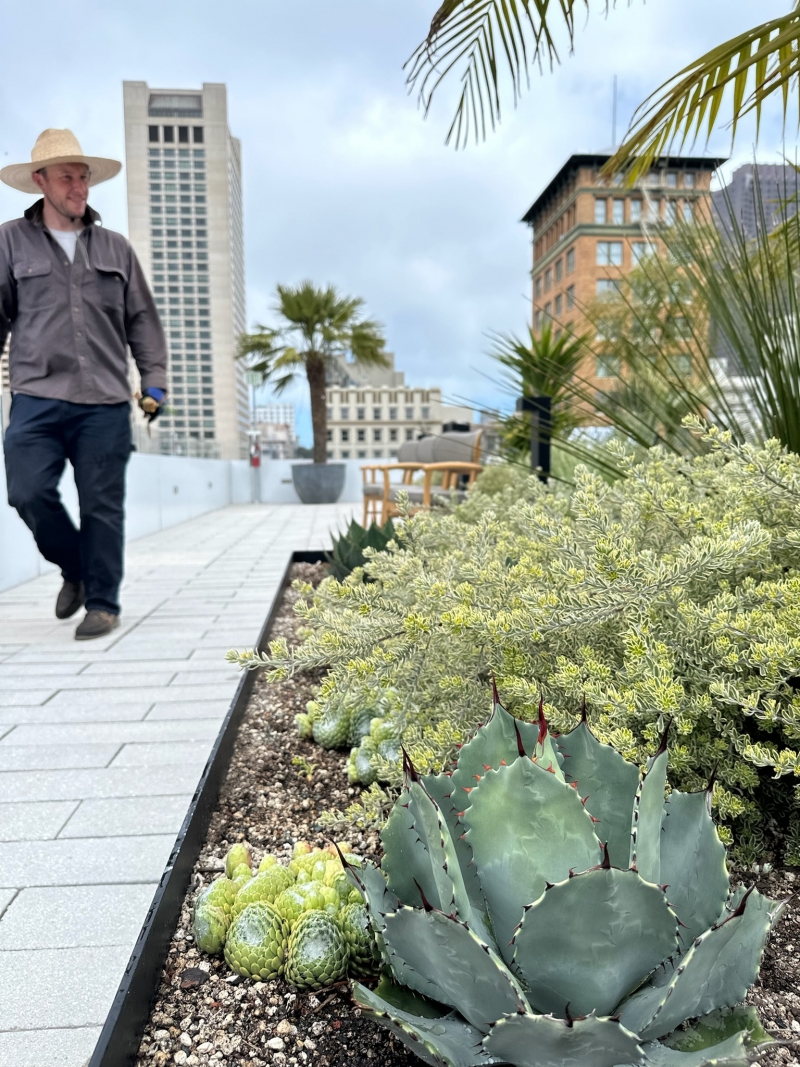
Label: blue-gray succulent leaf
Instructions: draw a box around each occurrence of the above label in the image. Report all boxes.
[380,904,529,1031]
[660,788,730,946]
[618,887,786,1040]
[352,980,501,1067]
[423,771,494,945]
[556,720,640,868]
[630,745,668,884]
[483,1010,644,1067]
[450,700,542,796]
[661,1003,770,1057]
[381,772,479,928]
[511,867,679,1017]
[344,857,397,962]
[463,758,601,960]
[641,1033,750,1066]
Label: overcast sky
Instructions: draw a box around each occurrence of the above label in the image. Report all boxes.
[0,0,792,444]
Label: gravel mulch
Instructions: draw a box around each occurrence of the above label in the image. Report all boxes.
[134,563,800,1067]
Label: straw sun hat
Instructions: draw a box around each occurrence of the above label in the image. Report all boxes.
[0,128,122,194]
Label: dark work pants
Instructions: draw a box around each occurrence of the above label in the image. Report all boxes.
[4,395,131,615]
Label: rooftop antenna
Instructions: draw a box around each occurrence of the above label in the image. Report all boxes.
[612,75,618,149]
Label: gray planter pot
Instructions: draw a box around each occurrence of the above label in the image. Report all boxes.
[291,462,346,504]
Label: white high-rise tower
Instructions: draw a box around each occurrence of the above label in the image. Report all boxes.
[123,81,248,459]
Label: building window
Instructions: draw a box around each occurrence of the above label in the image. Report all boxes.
[544,301,552,320]
[596,355,621,378]
[341,428,350,442]
[684,172,695,189]
[405,428,414,441]
[555,259,563,282]
[373,428,382,442]
[421,406,430,419]
[357,449,367,458]
[666,171,678,188]
[597,278,621,296]
[148,126,160,143]
[682,200,693,223]
[612,199,625,225]
[665,200,677,226]
[648,171,662,187]
[534,276,543,299]
[389,428,398,442]
[388,407,397,420]
[193,127,204,144]
[357,428,366,442]
[373,449,383,458]
[404,406,413,420]
[630,200,643,223]
[357,407,365,420]
[178,126,190,143]
[555,294,563,316]
[163,126,175,143]
[632,241,655,264]
[545,268,552,291]
[373,407,381,420]
[597,241,623,266]
[594,198,607,224]
[566,285,575,310]
[340,406,349,420]
[566,247,576,274]
[327,429,333,442]
[341,450,350,459]
[535,309,543,331]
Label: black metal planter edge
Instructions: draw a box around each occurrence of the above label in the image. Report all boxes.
[88,549,326,1067]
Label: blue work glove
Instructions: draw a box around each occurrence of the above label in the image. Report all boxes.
[139,387,166,422]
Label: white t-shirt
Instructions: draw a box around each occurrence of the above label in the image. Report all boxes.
[47,227,83,263]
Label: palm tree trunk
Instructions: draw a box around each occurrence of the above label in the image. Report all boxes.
[306,353,328,464]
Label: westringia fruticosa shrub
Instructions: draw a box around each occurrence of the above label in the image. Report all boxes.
[345,700,784,1067]
[231,427,800,863]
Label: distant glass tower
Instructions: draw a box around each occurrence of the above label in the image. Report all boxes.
[123,81,248,459]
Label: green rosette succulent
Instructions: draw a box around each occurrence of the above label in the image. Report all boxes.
[192,903,228,955]
[231,865,295,919]
[224,842,252,878]
[274,883,327,925]
[285,911,349,989]
[312,703,352,749]
[224,901,290,981]
[338,902,381,978]
[195,877,239,922]
[348,699,786,1067]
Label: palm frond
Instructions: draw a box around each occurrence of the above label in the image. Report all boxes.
[606,12,800,182]
[406,0,591,148]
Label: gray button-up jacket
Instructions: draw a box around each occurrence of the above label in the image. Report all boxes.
[0,199,167,404]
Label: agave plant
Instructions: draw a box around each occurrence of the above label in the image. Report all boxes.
[343,697,786,1067]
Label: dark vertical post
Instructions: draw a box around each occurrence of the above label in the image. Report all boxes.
[516,395,552,482]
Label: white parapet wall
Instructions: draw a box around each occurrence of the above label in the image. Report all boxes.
[0,452,369,594]
[0,444,251,594]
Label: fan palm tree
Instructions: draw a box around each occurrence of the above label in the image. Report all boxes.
[407,1,800,179]
[237,281,388,464]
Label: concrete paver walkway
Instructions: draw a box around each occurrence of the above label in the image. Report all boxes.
[0,503,354,1067]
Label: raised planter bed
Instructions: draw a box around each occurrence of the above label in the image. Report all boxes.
[88,555,800,1067]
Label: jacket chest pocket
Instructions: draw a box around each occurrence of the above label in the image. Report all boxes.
[92,263,128,315]
[13,259,56,312]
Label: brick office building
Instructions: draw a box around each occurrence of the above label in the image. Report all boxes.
[521,154,724,383]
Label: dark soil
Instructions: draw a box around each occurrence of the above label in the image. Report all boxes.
[135,563,800,1067]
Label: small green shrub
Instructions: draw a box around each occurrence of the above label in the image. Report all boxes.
[233,427,800,862]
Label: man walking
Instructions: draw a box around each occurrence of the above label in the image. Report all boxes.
[0,129,167,639]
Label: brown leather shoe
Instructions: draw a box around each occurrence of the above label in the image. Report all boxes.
[75,610,120,641]
[56,580,85,620]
